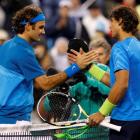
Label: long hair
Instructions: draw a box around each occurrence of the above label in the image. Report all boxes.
[12,4,42,34]
[110,5,139,35]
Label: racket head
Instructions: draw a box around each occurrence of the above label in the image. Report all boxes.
[67,38,89,54]
[37,90,81,126]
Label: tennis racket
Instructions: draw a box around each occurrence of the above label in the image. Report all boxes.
[37,89,88,126]
[37,89,121,131]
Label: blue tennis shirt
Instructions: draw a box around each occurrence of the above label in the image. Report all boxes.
[110,37,140,121]
[0,36,45,124]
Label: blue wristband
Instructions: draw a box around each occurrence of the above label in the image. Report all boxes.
[64,63,80,78]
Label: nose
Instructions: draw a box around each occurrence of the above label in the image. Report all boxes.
[42,29,45,34]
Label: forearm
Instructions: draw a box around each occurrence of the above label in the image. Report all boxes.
[108,81,127,104]
[36,63,81,91]
[88,64,110,87]
[99,82,127,116]
[35,72,67,91]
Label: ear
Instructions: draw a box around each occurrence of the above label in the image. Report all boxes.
[118,18,123,26]
[25,23,32,31]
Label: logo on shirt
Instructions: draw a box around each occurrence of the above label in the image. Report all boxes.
[72,65,76,71]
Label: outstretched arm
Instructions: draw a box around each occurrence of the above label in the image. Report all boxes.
[35,50,98,91]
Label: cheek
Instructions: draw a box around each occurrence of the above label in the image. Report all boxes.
[31,30,37,35]
[99,56,104,61]
[111,25,114,31]
[100,54,106,60]
[111,22,116,30]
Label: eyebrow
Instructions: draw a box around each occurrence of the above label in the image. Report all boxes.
[39,25,45,29]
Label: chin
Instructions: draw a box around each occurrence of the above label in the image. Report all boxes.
[111,33,115,37]
[32,38,41,42]
[111,34,117,39]
[37,38,41,41]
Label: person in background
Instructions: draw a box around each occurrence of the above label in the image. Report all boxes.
[50,37,69,71]
[0,6,5,28]
[122,0,136,8]
[82,2,110,40]
[46,0,76,48]
[89,38,111,65]
[34,42,47,64]
[69,0,87,18]
[34,42,53,71]
[67,38,111,118]
[32,42,53,123]
[0,29,9,46]
[0,0,33,34]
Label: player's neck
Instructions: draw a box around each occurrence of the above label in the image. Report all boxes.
[119,31,134,41]
[17,33,31,43]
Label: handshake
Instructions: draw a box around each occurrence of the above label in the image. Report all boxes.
[68,48,98,70]
[65,38,104,81]
[64,47,99,81]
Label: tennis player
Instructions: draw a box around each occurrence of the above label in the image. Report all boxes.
[87,5,140,140]
[0,4,97,124]
[69,5,140,140]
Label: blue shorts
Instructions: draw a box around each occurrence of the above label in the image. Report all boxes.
[109,119,140,140]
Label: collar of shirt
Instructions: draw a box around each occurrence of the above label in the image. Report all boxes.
[13,35,32,48]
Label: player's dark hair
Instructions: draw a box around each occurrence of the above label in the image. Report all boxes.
[12,4,42,34]
[110,5,139,35]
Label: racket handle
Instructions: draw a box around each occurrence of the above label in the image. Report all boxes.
[100,120,121,132]
[82,118,121,132]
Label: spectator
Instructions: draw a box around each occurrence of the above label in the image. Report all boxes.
[67,39,110,139]
[89,38,111,65]
[122,0,136,7]
[50,37,69,71]
[0,6,5,28]
[69,0,87,18]
[40,0,59,21]
[46,0,76,47]
[0,0,33,34]
[0,29,9,46]
[82,2,110,40]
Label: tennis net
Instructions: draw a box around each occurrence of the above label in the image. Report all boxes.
[0,120,110,140]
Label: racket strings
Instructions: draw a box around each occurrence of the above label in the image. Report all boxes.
[45,92,80,123]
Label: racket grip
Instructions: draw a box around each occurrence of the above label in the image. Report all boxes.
[100,121,121,132]
[86,118,121,132]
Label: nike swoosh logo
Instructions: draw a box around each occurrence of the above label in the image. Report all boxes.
[72,66,76,71]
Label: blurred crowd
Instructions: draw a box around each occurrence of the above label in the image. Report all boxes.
[0,0,140,123]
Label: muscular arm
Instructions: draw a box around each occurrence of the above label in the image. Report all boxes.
[108,70,129,104]
[88,70,129,125]
[35,50,98,91]
[35,72,67,91]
